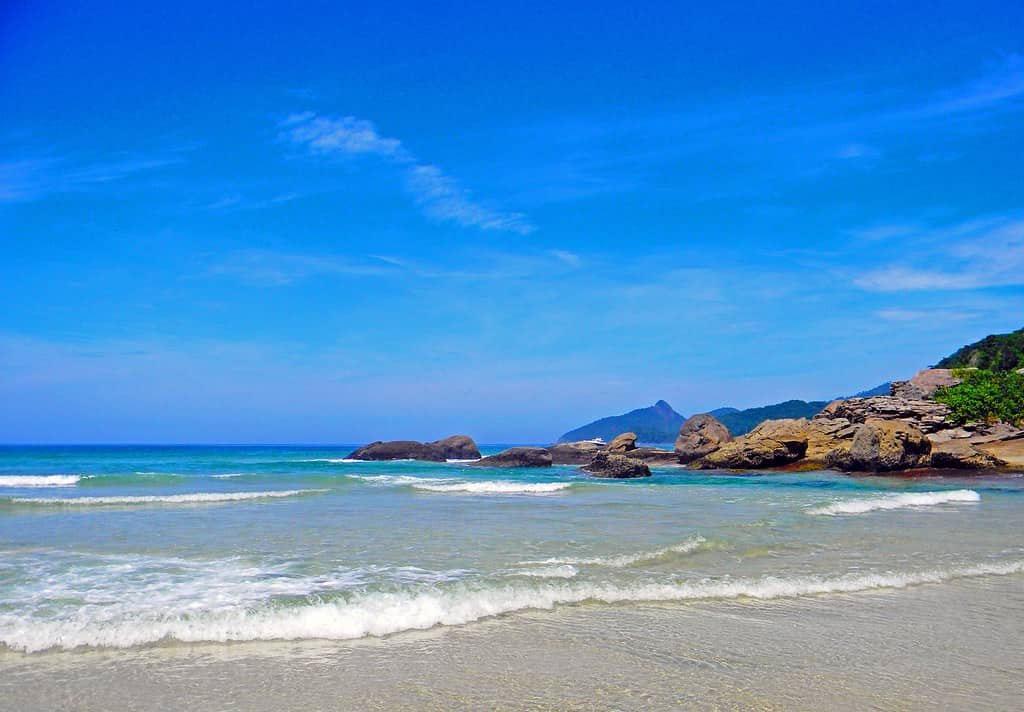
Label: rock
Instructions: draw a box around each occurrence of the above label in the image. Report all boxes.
[695,418,809,469]
[621,447,681,465]
[815,396,952,434]
[674,414,732,463]
[428,435,481,460]
[347,435,481,462]
[583,452,651,478]
[975,436,1024,469]
[930,440,1007,470]
[802,417,859,463]
[607,432,638,453]
[890,368,961,400]
[471,447,553,468]
[347,440,446,462]
[827,419,931,472]
[547,440,605,465]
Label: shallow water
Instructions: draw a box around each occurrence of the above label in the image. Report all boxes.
[1,445,1022,708]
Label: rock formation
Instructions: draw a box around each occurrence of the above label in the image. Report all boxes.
[583,452,651,478]
[696,418,809,469]
[620,447,680,465]
[471,447,553,468]
[826,419,931,472]
[929,440,1008,469]
[674,414,732,463]
[816,396,952,434]
[347,435,480,462]
[547,440,605,465]
[607,432,638,453]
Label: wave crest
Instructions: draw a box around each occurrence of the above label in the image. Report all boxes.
[5,490,327,507]
[809,490,980,516]
[0,475,83,488]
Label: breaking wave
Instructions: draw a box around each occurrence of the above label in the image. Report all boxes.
[809,490,981,516]
[411,481,573,495]
[0,475,84,488]
[521,536,708,568]
[4,489,328,507]
[3,559,1021,653]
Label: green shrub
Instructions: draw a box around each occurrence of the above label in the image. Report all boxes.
[933,369,1024,426]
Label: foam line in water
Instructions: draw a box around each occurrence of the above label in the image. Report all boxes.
[412,481,573,495]
[0,475,83,487]
[809,490,980,516]
[3,559,1021,652]
[522,536,707,568]
[5,489,327,506]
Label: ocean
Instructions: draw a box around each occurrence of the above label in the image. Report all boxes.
[1,445,1022,710]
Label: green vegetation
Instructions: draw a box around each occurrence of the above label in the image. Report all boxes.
[933,369,1024,426]
[936,327,1024,372]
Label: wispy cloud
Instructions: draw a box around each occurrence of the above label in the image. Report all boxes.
[855,214,1024,292]
[280,113,535,235]
[919,54,1024,116]
[876,308,980,322]
[0,152,186,203]
[204,249,397,286]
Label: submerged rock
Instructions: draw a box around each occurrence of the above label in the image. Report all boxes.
[471,447,553,468]
[583,452,651,478]
[674,414,732,463]
[547,440,605,465]
[826,419,931,472]
[607,432,638,453]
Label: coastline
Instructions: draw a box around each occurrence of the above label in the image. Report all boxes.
[3,574,1021,711]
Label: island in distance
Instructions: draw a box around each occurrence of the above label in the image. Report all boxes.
[347,326,1024,476]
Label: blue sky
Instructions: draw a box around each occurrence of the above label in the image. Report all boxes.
[2,1,1023,443]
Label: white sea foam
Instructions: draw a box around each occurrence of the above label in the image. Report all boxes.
[3,559,1021,652]
[299,458,363,463]
[350,475,457,487]
[412,481,573,495]
[509,565,579,579]
[522,536,707,568]
[0,475,83,488]
[6,489,327,506]
[210,473,244,479]
[446,458,482,463]
[809,490,981,516]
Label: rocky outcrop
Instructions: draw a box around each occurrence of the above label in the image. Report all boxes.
[674,414,732,463]
[547,440,605,465]
[607,432,638,453]
[429,435,481,460]
[348,435,480,462]
[826,419,931,472]
[471,447,553,468]
[622,447,681,465]
[696,418,809,469]
[890,368,961,400]
[583,452,651,478]
[815,396,952,434]
[930,440,1008,469]
[347,440,447,462]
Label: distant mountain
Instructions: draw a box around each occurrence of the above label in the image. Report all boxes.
[715,399,830,436]
[936,327,1024,372]
[849,382,890,398]
[558,400,685,444]
[708,406,740,417]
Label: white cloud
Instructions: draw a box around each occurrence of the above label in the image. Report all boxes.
[281,113,535,235]
[854,214,1024,292]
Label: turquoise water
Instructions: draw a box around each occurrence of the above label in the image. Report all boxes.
[1,445,1022,655]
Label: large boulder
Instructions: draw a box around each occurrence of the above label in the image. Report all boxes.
[347,440,446,462]
[429,435,481,460]
[607,432,638,453]
[674,414,732,463]
[621,447,681,465]
[826,419,931,472]
[583,452,651,478]
[471,447,553,468]
[930,440,1007,470]
[547,440,605,465]
[816,396,952,434]
[890,368,961,400]
[696,418,809,469]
